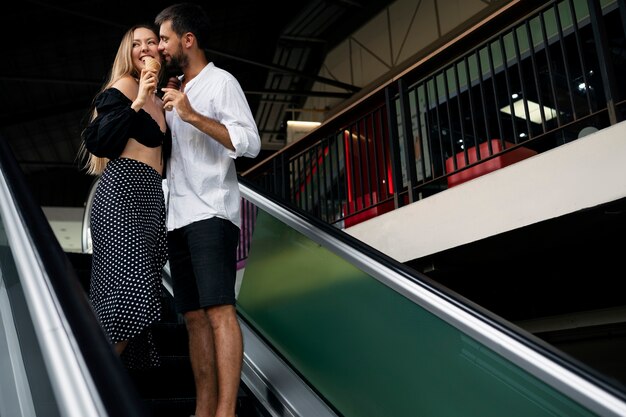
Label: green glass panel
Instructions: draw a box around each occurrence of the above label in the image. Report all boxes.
[237,209,598,417]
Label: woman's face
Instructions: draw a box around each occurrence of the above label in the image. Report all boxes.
[132,27,161,71]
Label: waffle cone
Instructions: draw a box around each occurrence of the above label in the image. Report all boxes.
[143,57,161,73]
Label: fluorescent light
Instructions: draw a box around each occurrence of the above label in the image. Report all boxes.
[286,120,321,128]
[500,99,557,124]
[286,120,321,144]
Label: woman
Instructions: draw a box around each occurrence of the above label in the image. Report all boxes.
[80,24,169,369]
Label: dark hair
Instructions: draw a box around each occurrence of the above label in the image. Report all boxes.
[155,3,211,49]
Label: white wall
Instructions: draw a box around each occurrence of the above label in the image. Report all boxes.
[41,206,84,253]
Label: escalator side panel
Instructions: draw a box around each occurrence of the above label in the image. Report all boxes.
[0,238,57,417]
[237,209,597,417]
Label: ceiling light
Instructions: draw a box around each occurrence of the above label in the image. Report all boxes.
[500,99,557,124]
[286,120,322,128]
[286,120,321,144]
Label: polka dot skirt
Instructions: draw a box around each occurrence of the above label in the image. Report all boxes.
[89,157,167,369]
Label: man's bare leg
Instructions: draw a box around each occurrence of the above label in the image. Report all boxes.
[185,309,218,417]
[208,305,243,417]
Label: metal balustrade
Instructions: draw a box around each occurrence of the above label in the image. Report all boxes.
[243,0,626,228]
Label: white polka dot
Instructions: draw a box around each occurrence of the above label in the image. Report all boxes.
[89,158,167,369]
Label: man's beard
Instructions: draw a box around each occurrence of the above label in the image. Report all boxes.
[164,50,187,77]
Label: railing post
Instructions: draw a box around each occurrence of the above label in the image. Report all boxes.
[398,78,418,204]
[618,0,626,50]
[587,0,619,124]
[385,83,405,209]
[271,153,289,201]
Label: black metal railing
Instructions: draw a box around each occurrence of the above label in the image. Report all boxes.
[243,0,626,228]
[237,197,258,269]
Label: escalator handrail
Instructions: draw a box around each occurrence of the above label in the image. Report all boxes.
[0,135,150,417]
[238,176,626,417]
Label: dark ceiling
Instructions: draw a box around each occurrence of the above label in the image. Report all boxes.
[1,0,393,207]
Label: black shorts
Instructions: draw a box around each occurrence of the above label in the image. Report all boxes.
[167,217,240,313]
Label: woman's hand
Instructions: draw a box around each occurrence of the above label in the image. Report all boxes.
[137,68,159,101]
[135,68,158,106]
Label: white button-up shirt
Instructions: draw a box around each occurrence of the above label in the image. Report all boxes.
[165,62,260,231]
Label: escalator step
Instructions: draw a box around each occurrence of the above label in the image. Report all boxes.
[152,322,189,356]
[142,397,195,417]
[128,356,195,398]
[140,388,267,417]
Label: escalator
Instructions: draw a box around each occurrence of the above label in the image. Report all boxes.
[236,179,626,417]
[0,135,150,417]
[0,133,318,417]
[3,130,626,416]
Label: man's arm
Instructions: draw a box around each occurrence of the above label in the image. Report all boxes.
[183,110,234,151]
[161,87,235,151]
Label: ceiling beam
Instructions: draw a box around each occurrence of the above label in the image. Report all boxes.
[279,34,327,44]
[245,89,352,98]
[206,48,361,92]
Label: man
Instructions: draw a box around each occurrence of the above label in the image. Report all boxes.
[155,4,261,417]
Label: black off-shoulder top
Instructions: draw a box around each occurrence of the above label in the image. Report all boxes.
[82,88,170,163]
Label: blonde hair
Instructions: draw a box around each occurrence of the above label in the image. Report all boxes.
[79,24,160,175]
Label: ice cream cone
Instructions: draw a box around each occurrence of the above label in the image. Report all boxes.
[143,57,161,73]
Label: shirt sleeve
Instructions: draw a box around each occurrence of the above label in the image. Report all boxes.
[82,88,164,159]
[215,78,261,159]
[82,89,135,159]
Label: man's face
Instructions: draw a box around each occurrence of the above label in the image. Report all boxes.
[158,20,186,73]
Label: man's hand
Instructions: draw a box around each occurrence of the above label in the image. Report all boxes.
[161,87,194,121]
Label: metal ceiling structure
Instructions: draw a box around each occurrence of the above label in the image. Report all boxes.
[0,0,394,207]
